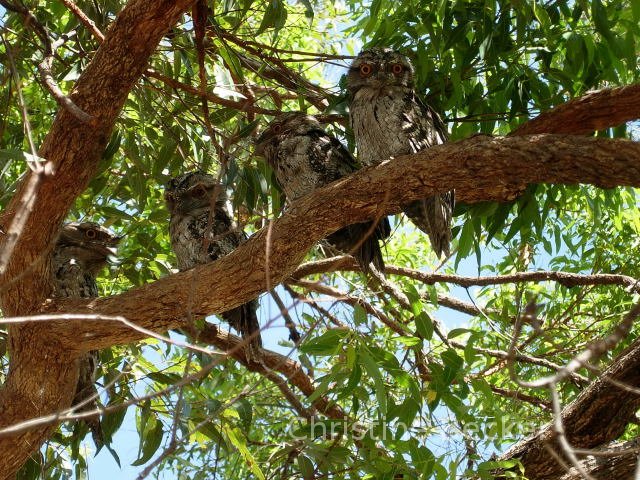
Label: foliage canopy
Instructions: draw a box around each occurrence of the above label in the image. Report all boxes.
[0,0,639,478]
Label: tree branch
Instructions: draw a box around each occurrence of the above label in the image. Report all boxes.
[512,84,640,136]
[499,337,640,479]
[195,324,345,420]
[36,133,640,353]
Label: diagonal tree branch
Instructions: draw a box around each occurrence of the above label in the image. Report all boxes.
[37,133,640,352]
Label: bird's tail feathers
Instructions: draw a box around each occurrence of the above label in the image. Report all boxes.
[403,193,453,258]
[73,351,104,449]
[329,217,390,274]
[222,301,262,361]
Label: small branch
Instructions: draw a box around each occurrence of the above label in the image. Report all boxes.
[1,0,92,122]
[294,259,640,294]
[283,284,346,328]
[369,268,451,345]
[515,300,640,388]
[270,289,301,342]
[512,83,640,136]
[387,266,640,293]
[144,69,278,115]
[549,385,597,480]
[195,323,346,420]
[449,339,589,385]
[490,385,551,409]
[58,0,105,41]
[287,279,409,336]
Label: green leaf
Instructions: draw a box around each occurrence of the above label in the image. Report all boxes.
[414,312,433,340]
[102,404,127,441]
[299,328,348,355]
[353,304,367,325]
[236,398,253,433]
[591,0,611,39]
[297,454,315,479]
[455,220,474,266]
[298,0,314,20]
[131,417,164,466]
[257,0,288,34]
[360,350,387,415]
[223,425,265,480]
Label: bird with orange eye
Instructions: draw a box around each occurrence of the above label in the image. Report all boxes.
[347,48,414,91]
[346,47,454,259]
[164,171,263,359]
[357,61,405,77]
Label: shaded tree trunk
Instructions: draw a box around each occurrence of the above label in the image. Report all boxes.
[499,339,640,479]
[0,0,196,476]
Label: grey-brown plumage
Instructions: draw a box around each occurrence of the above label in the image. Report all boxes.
[165,172,262,356]
[255,112,390,273]
[346,47,454,258]
[52,222,120,448]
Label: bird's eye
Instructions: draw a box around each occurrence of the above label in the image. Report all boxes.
[272,124,283,134]
[391,63,404,75]
[359,63,373,76]
[85,229,97,239]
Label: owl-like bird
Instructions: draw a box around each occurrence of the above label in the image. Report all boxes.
[52,221,120,448]
[346,47,454,258]
[165,172,262,357]
[255,112,390,273]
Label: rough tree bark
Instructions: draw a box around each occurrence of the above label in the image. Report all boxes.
[1,134,640,475]
[0,2,639,476]
[498,339,640,479]
[512,83,640,136]
[557,439,640,480]
[0,0,196,476]
[33,134,640,351]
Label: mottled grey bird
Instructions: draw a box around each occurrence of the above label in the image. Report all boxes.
[165,172,262,357]
[52,221,120,448]
[346,47,454,258]
[255,112,390,273]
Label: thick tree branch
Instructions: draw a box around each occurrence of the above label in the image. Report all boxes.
[557,439,640,480]
[36,133,640,353]
[512,84,640,136]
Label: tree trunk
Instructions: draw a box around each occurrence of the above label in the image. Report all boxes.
[0,0,195,476]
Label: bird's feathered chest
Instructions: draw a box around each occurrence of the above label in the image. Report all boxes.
[273,131,355,202]
[168,208,243,271]
[51,249,99,298]
[350,87,445,167]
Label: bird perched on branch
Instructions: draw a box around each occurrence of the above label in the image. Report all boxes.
[346,47,454,258]
[255,112,390,273]
[165,171,262,359]
[52,221,120,449]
